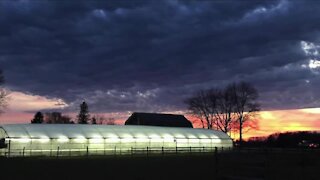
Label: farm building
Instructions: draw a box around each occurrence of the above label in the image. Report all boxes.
[0,124,233,157]
[125,112,193,128]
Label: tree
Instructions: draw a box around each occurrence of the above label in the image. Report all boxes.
[60,115,72,124]
[92,114,116,125]
[91,117,97,124]
[185,82,260,139]
[185,89,217,129]
[214,85,237,133]
[31,112,44,124]
[44,112,72,124]
[233,82,260,146]
[185,88,236,132]
[0,70,8,114]
[77,101,90,124]
[105,117,116,125]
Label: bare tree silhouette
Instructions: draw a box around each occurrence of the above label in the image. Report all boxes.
[185,82,260,140]
[0,70,8,114]
[233,82,260,145]
[45,112,73,124]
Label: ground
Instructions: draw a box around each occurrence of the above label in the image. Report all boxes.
[0,148,319,180]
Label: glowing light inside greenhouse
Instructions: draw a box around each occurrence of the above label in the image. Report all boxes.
[13,136,31,143]
[200,139,211,143]
[199,134,209,139]
[35,136,50,143]
[106,137,120,143]
[57,136,69,143]
[212,138,221,143]
[135,134,148,138]
[135,137,149,142]
[120,137,135,143]
[163,136,174,142]
[189,139,200,143]
[187,135,197,139]
[149,134,161,139]
[175,134,185,138]
[74,136,87,143]
[176,139,188,143]
[89,137,104,143]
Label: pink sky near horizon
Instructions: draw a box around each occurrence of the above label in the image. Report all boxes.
[0,90,320,139]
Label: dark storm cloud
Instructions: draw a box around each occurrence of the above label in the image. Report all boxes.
[1,0,320,112]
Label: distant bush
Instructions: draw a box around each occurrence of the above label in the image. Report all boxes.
[240,131,320,148]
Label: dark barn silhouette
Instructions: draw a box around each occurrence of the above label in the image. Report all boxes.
[125,112,193,128]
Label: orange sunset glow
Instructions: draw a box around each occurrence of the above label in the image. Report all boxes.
[0,91,319,139]
[243,108,320,139]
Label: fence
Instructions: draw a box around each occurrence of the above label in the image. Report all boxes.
[0,145,232,157]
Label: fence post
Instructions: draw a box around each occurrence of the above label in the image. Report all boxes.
[57,146,59,158]
[162,146,164,155]
[86,146,89,157]
[176,146,178,154]
[214,147,218,177]
[22,147,25,157]
[147,146,149,156]
[8,139,11,158]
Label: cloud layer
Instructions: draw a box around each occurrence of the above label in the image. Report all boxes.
[1,0,320,112]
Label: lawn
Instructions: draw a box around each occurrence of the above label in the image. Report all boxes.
[0,148,319,180]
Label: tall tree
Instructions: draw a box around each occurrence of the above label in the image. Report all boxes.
[233,82,260,146]
[214,85,237,133]
[77,101,90,124]
[31,112,44,124]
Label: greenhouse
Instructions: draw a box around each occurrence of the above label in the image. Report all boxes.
[0,124,233,157]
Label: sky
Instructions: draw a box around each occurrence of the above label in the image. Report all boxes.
[0,0,320,138]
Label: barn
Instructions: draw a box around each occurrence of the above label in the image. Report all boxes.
[125,112,193,128]
[0,124,233,157]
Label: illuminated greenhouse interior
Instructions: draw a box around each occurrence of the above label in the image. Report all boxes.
[0,124,233,156]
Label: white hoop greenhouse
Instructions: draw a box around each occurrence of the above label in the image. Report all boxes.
[0,124,233,157]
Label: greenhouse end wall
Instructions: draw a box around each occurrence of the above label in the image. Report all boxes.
[0,124,233,157]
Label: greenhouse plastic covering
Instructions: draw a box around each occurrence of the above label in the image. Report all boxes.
[0,124,233,157]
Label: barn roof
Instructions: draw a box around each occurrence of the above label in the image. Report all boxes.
[125,112,193,128]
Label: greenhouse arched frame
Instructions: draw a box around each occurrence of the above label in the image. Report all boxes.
[0,124,233,157]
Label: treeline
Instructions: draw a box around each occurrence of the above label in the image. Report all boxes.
[31,101,115,125]
[31,111,74,124]
[242,131,320,148]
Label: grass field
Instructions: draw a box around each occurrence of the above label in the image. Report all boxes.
[0,148,319,180]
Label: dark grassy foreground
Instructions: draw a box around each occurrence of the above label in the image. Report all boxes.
[0,149,319,180]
